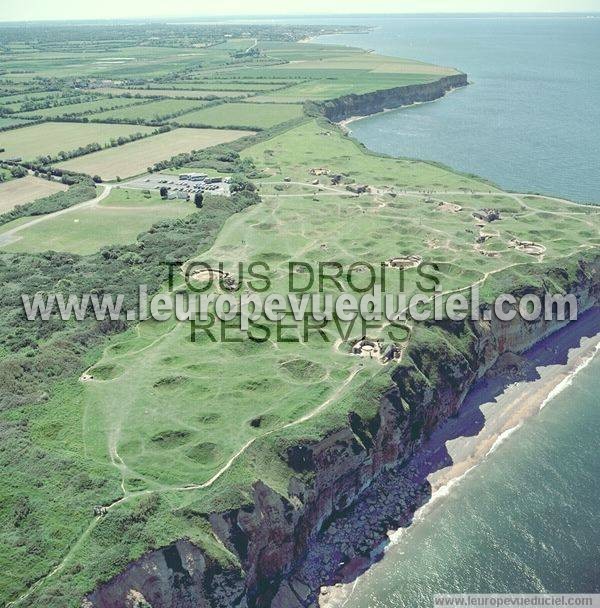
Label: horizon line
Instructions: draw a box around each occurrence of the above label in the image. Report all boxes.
[1,11,599,25]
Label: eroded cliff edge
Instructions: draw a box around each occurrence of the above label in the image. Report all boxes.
[85,255,599,608]
[311,72,468,123]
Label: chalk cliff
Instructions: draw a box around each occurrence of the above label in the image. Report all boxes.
[85,255,599,608]
[313,73,468,123]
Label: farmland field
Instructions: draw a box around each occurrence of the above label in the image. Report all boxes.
[173,102,304,128]
[250,73,440,102]
[0,175,67,212]
[0,122,155,161]
[0,117,32,130]
[88,98,209,122]
[0,91,82,112]
[93,87,251,98]
[57,127,254,180]
[0,45,218,80]
[2,187,197,254]
[0,90,59,108]
[15,96,146,119]
[1,20,598,608]
[168,81,289,91]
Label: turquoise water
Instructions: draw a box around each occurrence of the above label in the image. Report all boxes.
[318,15,600,204]
[339,356,600,606]
[311,16,600,605]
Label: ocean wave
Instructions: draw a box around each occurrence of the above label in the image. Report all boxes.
[539,342,600,411]
[387,464,478,547]
[485,422,523,457]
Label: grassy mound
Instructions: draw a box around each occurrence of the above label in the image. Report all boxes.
[88,363,124,381]
[150,430,192,447]
[187,442,221,465]
[281,358,327,381]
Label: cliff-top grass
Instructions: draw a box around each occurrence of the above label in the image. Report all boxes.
[1,31,598,608]
[17,117,598,606]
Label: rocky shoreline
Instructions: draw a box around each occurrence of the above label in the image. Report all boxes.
[314,73,468,123]
[298,309,600,608]
[337,85,462,134]
[84,255,600,608]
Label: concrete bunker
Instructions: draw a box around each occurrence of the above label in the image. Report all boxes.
[385,255,422,270]
[437,201,463,213]
[508,238,546,256]
[351,338,381,358]
[188,267,239,291]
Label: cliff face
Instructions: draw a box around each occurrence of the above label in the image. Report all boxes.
[87,258,599,608]
[315,73,468,123]
[84,540,246,608]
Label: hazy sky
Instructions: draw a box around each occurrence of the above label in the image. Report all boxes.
[2,0,599,22]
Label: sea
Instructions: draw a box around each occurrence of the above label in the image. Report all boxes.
[316,14,600,205]
[328,354,600,607]
[309,14,600,606]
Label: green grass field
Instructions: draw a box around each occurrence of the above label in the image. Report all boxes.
[177,81,288,91]
[0,117,32,129]
[2,27,598,608]
[0,122,155,161]
[0,90,59,110]
[2,188,197,254]
[16,97,146,119]
[94,87,250,99]
[89,98,209,122]
[173,102,304,128]
[57,127,254,180]
[69,120,599,497]
[0,92,93,113]
[250,73,439,102]
[244,119,489,192]
[0,45,222,80]
[63,122,598,510]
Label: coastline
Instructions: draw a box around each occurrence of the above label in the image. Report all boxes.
[318,310,600,608]
[337,84,465,133]
[5,21,600,608]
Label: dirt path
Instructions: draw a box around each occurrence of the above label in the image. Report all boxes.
[0,184,112,247]
[9,182,596,606]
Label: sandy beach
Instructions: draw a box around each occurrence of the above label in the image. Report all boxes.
[319,310,600,608]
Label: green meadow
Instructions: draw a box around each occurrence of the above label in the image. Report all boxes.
[1,188,197,254]
[0,23,598,608]
[22,122,596,608]
[0,122,155,161]
[15,96,146,119]
[88,98,209,123]
[173,102,304,128]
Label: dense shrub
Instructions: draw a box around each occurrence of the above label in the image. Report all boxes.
[0,190,259,410]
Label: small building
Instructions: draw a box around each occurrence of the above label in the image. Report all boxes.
[472,208,501,222]
[346,183,368,194]
[179,173,208,181]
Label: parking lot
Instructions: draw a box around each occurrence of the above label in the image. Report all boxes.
[123,172,231,197]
